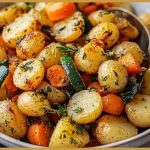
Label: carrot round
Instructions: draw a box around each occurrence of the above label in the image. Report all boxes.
[118,53,141,76]
[102,94,125,115]
[83,4,98,16]
[45,2,76,21]
[46,65,69,88]
[1,73,18,93]
[27,122,51,147]
[88,81,108,97]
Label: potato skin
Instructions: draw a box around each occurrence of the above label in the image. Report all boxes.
[140,68,150,96]
[2,13,36,48]
[94,115,138,145]
[125,94,150,128]
[53,11,85,43]
[49,117,90,148]
[16,31,45,59]
[112,41,144,64]
[74,41,107,74]
[67,90,103,124]
[98,60,128,93]
[13,58,45,90]
[37,42,63,69]
[17,91,50,117]
[0,100,27,139]
[87,22,119,48]
[88,10,115,26]
[36,81,67,105]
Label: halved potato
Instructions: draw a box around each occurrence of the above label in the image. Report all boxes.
[67,90,103,124]
[49,116,90,148]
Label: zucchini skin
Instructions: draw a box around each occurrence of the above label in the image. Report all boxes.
[0,59,9,87]
[60,55,85,92]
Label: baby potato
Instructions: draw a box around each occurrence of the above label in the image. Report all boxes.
[74,40,107,74]
[17,91,50,117]
[126,94,150,128]
[98,60,128,93]
[0,100,27,139]
[140,68,150,95]
[13,58,45,90]
[16,31,45,59]
[112,41,144,64]
[87,22,119,48]
[49,116,90,148]
[37,42,63,69]
[139,13,150,32]
[67,90,103,124]
[115,18,139,39]
[53,11,85,43]
[0,4,24,28]
[94,115,138,145]
[88,10,115,26]
[36,81,67,105]
[2,13,36,48]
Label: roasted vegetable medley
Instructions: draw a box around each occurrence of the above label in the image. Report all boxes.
[0,2,150,148]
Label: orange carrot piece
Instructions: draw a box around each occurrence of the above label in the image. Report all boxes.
[49,113,61,125]
[81,74,93,87]
[0,36,6,47]
[1,73,18,93]
[118,53,141,76]
[45,2,76,21]
[46,65,69,88]
[27,122,51,147]
[12,95,19,102]
[9,56,23,74]
[102,94,125,115]
[88,81,108,97]
[91,39,106,50]
[83,4,98,16]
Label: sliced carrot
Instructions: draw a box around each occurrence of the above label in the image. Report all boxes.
[88,81,108,97]
[1,73,18,93]
[49,113,61,125]
[81,74,93,87]
[27,122,52,147]
[0,36,6,47]
[83,4,98,16]
[45,2,76,21]
[91,39,106,50]
[102,94,125,115]
[9,56,23,74]
[46,65,69,88]
[12,95,19,102]
[118,53,141,76]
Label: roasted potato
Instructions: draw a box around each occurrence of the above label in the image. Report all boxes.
[126,94,150,128]
[67,90,103,124]
[98,60,128,93]
[16,31,45,59]
[94,115,138,145]
[112,41,144,64]
[140,68,150,95]
[17,91,50,117]
[87,22,119,48]
[53,11,85,43]
[37,42,63,69]
[74,40,107,74]
[115,18,139,39]
[36,81,67,105]
[2,13,37,48]
[88,10,115,26]
[13,58,45,90]
[49,116,90,148]
[0,100,27,139]
[0,46,7,62]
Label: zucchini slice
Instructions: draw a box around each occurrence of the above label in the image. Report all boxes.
[0,59,9,87]
[60,55,85,92]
